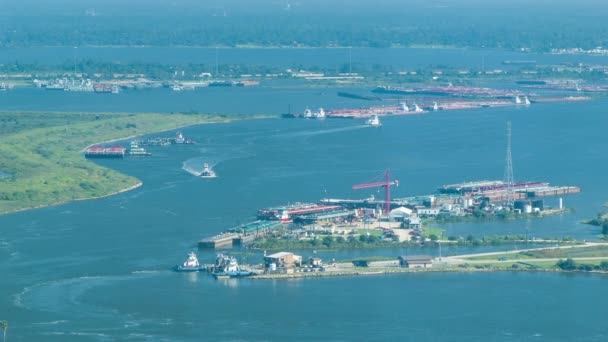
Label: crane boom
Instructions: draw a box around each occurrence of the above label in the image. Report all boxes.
[352,181,397,190]
[352,169,399,214]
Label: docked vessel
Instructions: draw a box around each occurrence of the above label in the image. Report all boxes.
[313,108,326,119]
[366,114,382,126]
[84,145,126,158]
[211,254,253,278]
[127,141,152,156]
[303,108,313,118]
[175,252,206,272]
[200,163,217,178]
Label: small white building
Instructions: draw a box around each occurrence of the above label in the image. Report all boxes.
[403,216,422,230]
[417,208,440,217]
[389,206,413,221]
[399,255,433,268]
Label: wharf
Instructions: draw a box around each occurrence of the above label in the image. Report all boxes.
[199,220,284,249]
[198,232,240,249]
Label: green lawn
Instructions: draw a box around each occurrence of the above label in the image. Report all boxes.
[465,246,608,261]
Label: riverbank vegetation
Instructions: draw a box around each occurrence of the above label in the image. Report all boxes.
[584,209,608,237]
[0,111,243,214]
[248,232,576,252]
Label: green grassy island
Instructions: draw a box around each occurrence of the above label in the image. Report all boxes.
[0,111,265,215]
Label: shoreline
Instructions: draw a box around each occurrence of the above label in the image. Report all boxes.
[80,118,233,152]
[1,114,269,216]
[249,266,608,280]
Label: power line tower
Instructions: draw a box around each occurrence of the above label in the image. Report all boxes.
[504,121,514,207]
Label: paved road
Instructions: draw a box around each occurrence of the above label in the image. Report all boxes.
[443,242,608,264]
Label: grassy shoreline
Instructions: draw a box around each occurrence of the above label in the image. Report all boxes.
[250,263,608,280]
[0,111,272,215]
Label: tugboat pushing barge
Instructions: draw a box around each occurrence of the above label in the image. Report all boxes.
[175,252,206,272]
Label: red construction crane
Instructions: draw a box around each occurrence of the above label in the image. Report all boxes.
[352,169,399,214]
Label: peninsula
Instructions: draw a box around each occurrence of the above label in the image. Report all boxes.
[0,111,267,215]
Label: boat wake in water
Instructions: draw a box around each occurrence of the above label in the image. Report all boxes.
[276,125,368,138]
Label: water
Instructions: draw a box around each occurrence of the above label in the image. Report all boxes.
[1,51,608,340]
[2,46,608,69]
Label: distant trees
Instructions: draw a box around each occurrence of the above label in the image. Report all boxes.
[2,5,608,51]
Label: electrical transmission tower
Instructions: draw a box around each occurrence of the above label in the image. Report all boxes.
[504,121,514,207]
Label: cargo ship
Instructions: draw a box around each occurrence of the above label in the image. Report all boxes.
[84,146,126,158]
[372,85,526,98]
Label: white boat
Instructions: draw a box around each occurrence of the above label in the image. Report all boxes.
[175,252,205,272]
[313,108,326,119]
[433,102,439,111]
[515,95,522,104]
[400,102,410,112]
[524,96,531,105]
[413,104,424,112]
[366,114,382,126]
[200,163,217,178]
[212,253,252,278]
[303,108,313,118]
[127,141,151,156]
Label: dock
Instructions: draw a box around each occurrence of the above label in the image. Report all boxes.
[199,220,284,249]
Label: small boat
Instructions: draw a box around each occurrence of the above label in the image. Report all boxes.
[175,252,206,272]
[200,163,217,178]
[524,96,531,105]
[127,141,152,156]
[413,103,424,112]
[366,114,382,126]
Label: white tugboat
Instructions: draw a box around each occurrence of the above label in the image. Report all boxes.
[366,114,382,126]
[212,253,253,279]
[515,95,522,104]
[313,108,326,119]
[200,163,217,178]
[175,252,205,272]
[302,108,313,118]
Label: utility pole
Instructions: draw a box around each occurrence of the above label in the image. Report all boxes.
[504,121,514,208]
[349,47,352,74]
[215,47,219,76]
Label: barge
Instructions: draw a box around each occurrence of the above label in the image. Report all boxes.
[84,146,126,158]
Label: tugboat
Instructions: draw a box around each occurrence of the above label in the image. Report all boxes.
[211,253,253,279]
[366,114,382,126]
[175,252,206,272]
[127,141,152,156]
[200,163,217,178]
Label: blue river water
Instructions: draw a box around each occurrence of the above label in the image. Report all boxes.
[2,46,608,69]
[1,50,608,340]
